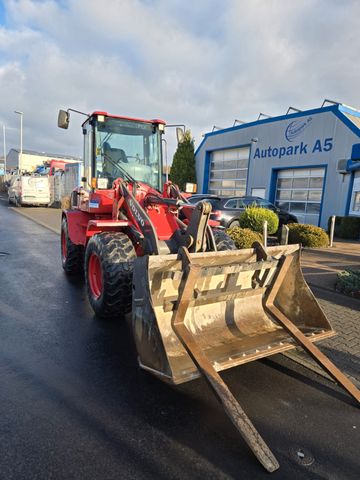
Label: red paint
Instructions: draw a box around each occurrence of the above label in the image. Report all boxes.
[146,206,179,240]
[88,253,103,299]
[86,220,129,238]
[48,159,78,176]
[64,138,220,255]
[82,111,166,127]
[64,210,94,246]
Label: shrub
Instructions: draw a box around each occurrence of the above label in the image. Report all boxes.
[288,223,329,248]
[339,217,360,240]
[336,269,360,297]
[239,206,279,234]
[327,215,360,240]
[226,226,263,249]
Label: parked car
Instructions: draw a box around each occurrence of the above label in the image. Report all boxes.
[8,175,50,207]
[187,195,298,229]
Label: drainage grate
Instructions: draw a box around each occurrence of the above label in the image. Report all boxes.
[290,447,315,466]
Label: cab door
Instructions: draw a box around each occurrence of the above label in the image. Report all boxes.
[82,123,93,188]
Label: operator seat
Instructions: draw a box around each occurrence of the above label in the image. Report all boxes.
[103,142,128,164]
[103,142,128,180]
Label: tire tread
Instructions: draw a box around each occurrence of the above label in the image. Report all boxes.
[85,232,136,318]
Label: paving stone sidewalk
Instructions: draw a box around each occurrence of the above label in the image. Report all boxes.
[293,288,360,387]
[291,242,360,386]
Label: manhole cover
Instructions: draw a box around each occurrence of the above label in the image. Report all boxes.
[290,447,315,466]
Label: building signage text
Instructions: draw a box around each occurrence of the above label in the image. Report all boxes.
[253,138,333,160]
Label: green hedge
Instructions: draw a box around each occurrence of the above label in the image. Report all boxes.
[226,226,263,249]
[336,269,360,297]
[328,216,360,240]
[239,206,279,234]
[288,223,329,248]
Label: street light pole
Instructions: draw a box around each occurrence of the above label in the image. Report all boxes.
[14,111,23,172]
[2,125,6,175]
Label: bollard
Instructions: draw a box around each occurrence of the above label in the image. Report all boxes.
[280,225,289,245]
[329,215,336,247]
[263,220,268,247]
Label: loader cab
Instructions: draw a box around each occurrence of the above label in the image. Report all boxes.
[82,112,165,192]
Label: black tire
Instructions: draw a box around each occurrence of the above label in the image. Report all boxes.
[212,229,237,251]
[228,220,240,229]
[85,232,136,319]
[61,217,84,275]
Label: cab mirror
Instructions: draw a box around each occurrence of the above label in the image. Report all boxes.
[58,109,69,129]
[176,127,185,143]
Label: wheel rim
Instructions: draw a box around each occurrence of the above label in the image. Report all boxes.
[88,253,103,299]
[61,229,67,261]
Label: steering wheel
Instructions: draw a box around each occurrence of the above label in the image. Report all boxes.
[103,153,136,183]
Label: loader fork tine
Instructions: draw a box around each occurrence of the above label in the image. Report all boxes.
[171,247,280,473]
[265,255,360,404]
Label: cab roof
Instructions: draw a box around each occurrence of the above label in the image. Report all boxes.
[88,111,166,126]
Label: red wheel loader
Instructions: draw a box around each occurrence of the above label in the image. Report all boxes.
[58,109,360,473]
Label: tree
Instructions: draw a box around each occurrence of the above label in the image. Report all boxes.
[169,130,196,190]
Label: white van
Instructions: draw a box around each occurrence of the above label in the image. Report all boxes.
[8,175,50,207]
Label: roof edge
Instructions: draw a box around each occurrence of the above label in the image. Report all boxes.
[195,104,360,156]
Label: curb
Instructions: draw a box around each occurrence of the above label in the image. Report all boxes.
[8,206,60,235]
[308,282,360,305]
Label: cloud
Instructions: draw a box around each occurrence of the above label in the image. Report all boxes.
[0,0,360,161]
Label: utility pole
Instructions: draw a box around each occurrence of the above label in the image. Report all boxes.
[14,111,23,172]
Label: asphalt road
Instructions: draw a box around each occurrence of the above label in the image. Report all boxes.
[0,201,359,480]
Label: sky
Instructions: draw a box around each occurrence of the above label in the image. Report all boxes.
[0,0,360,163]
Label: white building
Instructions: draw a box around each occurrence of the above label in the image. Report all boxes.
[6,149,81,173]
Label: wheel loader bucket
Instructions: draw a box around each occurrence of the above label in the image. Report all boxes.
[132,243,360,472]
[133,243,334,383]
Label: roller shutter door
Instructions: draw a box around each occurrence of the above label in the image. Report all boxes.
[275,168,325,225]
[349,171,360,215]
[208,147,250,196]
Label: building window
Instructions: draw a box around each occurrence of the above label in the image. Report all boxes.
[208,147,250,196]
[275,168,325,225]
